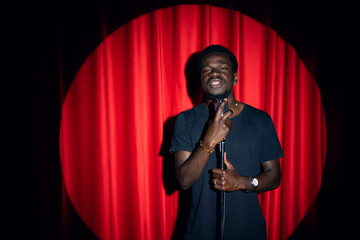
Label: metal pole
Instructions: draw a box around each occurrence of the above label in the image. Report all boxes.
[218,141,225,240]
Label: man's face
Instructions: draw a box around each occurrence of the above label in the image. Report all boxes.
[200,52,238,100]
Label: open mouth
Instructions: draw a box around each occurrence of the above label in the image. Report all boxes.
[208,78,223,88]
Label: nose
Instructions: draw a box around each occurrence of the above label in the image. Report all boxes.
[209,67,221,77]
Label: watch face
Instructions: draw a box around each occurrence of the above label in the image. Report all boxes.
[252,178,259,187]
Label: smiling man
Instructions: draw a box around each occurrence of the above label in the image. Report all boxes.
[170,45,284,240]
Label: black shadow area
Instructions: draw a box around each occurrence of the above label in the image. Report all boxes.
[160,52,202,240]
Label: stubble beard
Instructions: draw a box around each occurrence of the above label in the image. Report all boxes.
[206,90,231,101]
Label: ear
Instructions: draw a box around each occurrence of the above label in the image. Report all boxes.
[233,72,238,85]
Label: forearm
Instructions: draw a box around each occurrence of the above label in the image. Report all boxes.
[242,160,281,192]
[176,145,213,190]
[248,168,281,192]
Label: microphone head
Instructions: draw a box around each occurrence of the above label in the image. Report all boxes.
[212,98,229,116]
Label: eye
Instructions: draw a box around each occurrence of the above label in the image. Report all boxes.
[219,66,228,71]
[218,64,229,71]
[202,67,211,73]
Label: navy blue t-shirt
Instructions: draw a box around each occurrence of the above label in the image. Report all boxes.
[170,103,284,240]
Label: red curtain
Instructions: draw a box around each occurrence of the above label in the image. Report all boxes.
[60,4,327,240]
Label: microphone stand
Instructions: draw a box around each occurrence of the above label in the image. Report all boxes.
[213,98,228,240]
[218,140,225,240]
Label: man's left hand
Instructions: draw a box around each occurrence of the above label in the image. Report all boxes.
[212,152,250,192]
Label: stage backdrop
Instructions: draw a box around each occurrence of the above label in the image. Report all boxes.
[60,4,327,240]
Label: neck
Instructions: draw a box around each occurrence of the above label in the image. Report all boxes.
[205,92,244,118]
[206,92,237,111]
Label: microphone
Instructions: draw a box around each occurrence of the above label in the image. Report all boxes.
[213,98,229,144]
[214,98,229,117]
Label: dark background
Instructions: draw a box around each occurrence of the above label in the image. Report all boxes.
[4,0,358,239]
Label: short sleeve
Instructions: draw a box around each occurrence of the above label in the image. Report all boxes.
[169,113,194,153]
[260,114,284,162]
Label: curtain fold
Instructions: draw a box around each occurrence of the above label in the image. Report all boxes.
[60,4,326,240]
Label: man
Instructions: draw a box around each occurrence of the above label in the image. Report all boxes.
[170,45,284,239]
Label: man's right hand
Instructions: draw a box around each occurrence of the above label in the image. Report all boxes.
[201,99,233,151]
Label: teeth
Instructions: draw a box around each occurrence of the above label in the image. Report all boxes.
[210,80,221,87]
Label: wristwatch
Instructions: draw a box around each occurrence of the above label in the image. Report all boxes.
[251,177,259,191]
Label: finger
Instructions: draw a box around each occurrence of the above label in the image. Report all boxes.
[212,174,224,181]
[212,174,225,181]
[221,110,233,122]
[213,177,224,183]
[224,152,235,170]
[213,183,220,190]
[214,182,225,191]
[222,119,232,131]
[212,168,225,175]
[213,178,220,187]
[225,119,232,129]
[225,119,232,125]
[214,99,228,119]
